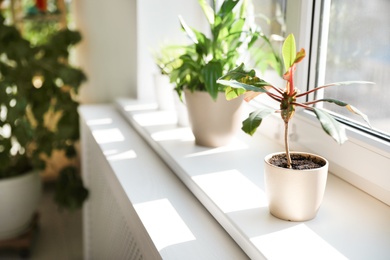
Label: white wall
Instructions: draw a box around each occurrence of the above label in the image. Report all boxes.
[136,0,206,102]
[72,0,137,104]
[72,0,206,104]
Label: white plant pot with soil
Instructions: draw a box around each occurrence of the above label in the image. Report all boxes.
[184,89,244,147]
[0,171,41,240]
[264,152,328,222]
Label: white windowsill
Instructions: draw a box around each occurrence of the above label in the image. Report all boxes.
[115,98,390,260]
[79,104,249,259]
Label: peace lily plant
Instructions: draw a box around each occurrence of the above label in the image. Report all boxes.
[170,0,281,101]
[164,0,283,147]
[218,33,372,168]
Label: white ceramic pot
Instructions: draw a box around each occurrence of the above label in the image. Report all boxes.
[264,152,328,221]
[153,73,175,111]
[184,89,244,147]
[0,171,41,240]
[173,92,189,127]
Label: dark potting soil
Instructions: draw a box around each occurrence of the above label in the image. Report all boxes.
[269,153,326,170]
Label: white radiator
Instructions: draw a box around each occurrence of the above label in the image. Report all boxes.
[81,116,160,260]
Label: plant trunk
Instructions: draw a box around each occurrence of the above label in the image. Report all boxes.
[284,121,292,168]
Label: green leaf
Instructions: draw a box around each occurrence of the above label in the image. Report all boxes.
[314,99,372,128]
[55,166,88,210]
[242,107,276,135]
[239,0,248,18]
[313,108,348,144]
[218,64,272,94]
[218,63,256,80]
[179,16,199,44]
[198,0,215,25]
[218,79,269,93]
[225,86,245,100]
[282,34,296,71]
[201,61,223,100]
[229,18,245,34]
[219,0,240,17]
[318,81,375,88]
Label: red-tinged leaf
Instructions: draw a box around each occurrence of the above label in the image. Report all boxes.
[283,64,296,81]
[294,48,306,64]
[313,107,348,144]
[283,70,290,81]
[242,107,276,136]
[244,91,261,102]
[345,104,372,128]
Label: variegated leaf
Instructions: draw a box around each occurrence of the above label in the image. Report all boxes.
[313,108,348,144]
[314,99,372,128]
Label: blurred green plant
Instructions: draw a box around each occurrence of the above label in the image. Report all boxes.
[0,12,88,210]
[169,0,282,101]
[152,44,186,76]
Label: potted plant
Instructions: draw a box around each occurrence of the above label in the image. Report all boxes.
[169,0,281,147]
[0,13,88,240]
[217,33,372,221]
[152,44,190,126]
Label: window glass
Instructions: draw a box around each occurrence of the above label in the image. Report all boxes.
[317,0,390,138]
[251,0,287,87]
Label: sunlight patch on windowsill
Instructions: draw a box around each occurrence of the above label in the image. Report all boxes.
[92,128,125,144]
[151,128,194,142]
[251,224,347,260]
[87,118,113,126]
[134,199,196,251]
[133,111,177,127]
[107,150,137,161]
[103,149,118,156]
[192,169,267,213]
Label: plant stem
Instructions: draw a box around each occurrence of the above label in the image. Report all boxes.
[284,121,292,168]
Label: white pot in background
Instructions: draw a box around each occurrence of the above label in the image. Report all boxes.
[153,73,175,111]
[184,89,244,147]
[264,152,328,222]
[0,171,41,240]
[173,93,189,127]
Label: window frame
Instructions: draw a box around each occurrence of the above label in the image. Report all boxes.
[311,0,390,142]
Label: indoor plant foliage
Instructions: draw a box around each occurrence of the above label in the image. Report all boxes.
[0,13,88,210]
[151,44,186,112]
[152,44,186,78]
[170,0,281,101]
[168,0,281,147]
[218,33,372,221]
[218,33,372,168]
